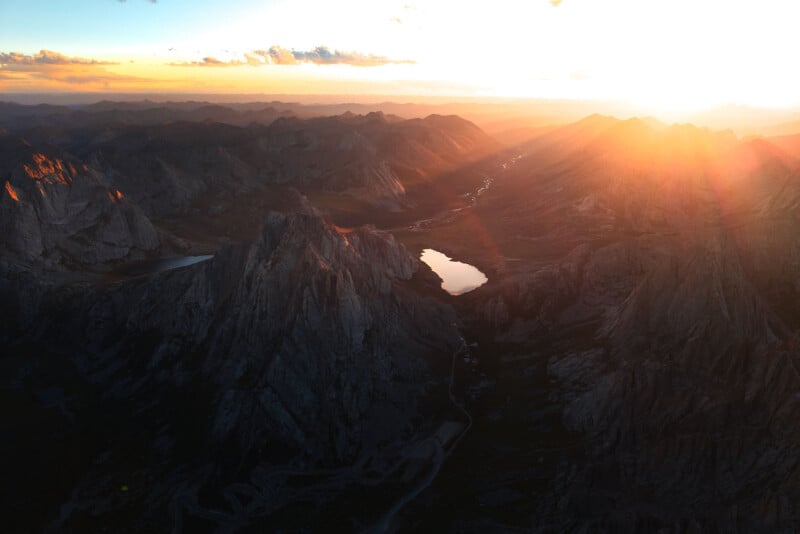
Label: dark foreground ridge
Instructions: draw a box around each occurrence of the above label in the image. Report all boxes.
[1,210,463,531]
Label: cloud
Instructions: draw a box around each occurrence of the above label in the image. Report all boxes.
[390,4,417,27]
[171,46,414,68]
[170,56,247,67]
[0,71,22,81]
[292,46,410,66]
[0,50,117,66]
[27,70,148,85]
[198,57,232,66]
[253,47,296,65]
[0,49,152,90]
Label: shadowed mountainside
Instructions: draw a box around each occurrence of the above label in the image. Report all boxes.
[0,110,499,268]
[5,104,800,531]
[400,114,800,531]
[1,211,462,531]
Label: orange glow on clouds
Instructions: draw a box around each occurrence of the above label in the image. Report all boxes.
[4,0,800,113]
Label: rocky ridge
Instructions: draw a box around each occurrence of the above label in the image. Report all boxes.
[1,210,460,531]
[0,146,158,267]
[441,114,800,531]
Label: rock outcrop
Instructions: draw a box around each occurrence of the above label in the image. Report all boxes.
[0,147,158,267]
[1,211,459,531]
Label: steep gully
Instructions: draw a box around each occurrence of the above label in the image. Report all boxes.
[370,153,522,531]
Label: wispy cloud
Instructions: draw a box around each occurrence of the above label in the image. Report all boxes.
[0,49,151,90]
[181,57,236,67]
[170,46,414,67]
[26,70,148,85]
[292,46,412,66]
[0,50,117,66]
[0,71,21,81]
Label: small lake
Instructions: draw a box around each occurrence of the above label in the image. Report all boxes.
[420,249,488,295]
[114,255,214,276]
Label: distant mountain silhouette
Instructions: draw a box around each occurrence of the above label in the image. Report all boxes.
[0,109,498,268]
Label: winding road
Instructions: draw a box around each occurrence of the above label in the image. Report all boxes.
[369,336,475,533]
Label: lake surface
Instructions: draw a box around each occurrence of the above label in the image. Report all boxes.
[114,255,214,276]
[420,249,488,295]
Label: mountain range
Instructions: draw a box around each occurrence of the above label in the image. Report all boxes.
[3,102,800,532]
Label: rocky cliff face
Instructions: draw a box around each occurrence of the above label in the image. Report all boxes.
[0,146,158,267]
[1,211,459,531]
[551,233,800,531]
[99,212,459,461]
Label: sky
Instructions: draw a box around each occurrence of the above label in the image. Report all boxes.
[3,0,800,113]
